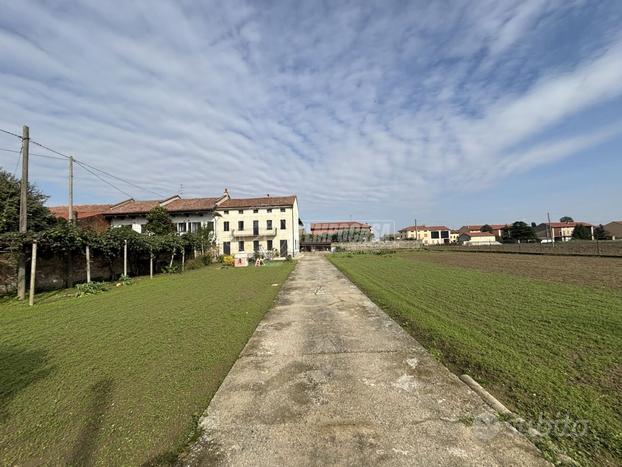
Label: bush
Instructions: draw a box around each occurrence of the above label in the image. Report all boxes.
[75,281,108,297]
[222,255,234,267]
[162,265,180,274]
[200,254,213,266]
[184,258,205,270]
[117,275,133,286]
[286,254,293,261]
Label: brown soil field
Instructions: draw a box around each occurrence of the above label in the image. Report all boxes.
[408,251,622,290]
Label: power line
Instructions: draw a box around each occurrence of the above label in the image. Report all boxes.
[74,160,134,199]
[76,159,165,198]
[0,127,23,139]
[29,139,71,159]
[1,147,71,161]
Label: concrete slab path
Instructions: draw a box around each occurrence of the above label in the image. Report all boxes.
[184,255,548,466]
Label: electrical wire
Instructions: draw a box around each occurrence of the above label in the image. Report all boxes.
[75,159,165,198]
[74,160,134,199]
[0,147,66,160]
[0,127,23,139]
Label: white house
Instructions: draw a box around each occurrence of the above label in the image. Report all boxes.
[458,231,499,245]
[104,194,227,233]
[398,225,453,245]
[214,194,301,258]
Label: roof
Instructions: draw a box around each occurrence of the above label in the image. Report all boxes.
[106,199,161,215]
[311,221,372,231]
[461,224,508,232]
[399,225,450,232]
[460,231,497,238]
[545,221,594,228]
[217,195,297,210]
[105,195,224,215]
[48,204,112,220]
[166,197,221,212]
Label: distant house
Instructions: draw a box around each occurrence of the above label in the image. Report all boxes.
[458,224,508,239]
[458,231,498,245]
[603,221,622,240]
[534,221,594,242]
[398,225,452,245]
[48,204,112,232]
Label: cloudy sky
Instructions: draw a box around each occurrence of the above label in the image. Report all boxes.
[1,1,621,230]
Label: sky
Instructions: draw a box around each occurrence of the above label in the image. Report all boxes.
[0,0,621,231]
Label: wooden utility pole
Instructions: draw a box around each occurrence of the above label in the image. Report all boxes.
[68,156,74,222]
[85,245,91,283]
[28,241,37,306]
[414,218,418,242]
[17,125,29,300]
[547,212,554,245]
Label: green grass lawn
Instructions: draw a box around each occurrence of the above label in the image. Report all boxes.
[329,252,622,466]
[0,262,294,466]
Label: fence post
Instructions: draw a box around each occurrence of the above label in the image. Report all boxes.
[29,241,37,306]
[596,239,600,256]
[150,251,154,279]
[85,244,91,283]
[182,248,185,272]
[123,239,128,277]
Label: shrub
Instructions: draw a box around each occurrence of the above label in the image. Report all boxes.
[162,265,180,274]
[286,254,293,261]
[200,254,213,266]
[117,274,133,286]
[75,281,108,297]
[222,255,234,267]
[184,258,204,270]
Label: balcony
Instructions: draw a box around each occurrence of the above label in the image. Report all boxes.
[231,228,277,238]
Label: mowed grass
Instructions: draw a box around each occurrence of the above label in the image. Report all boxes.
[329,252,622,465]
[0,262,294,465]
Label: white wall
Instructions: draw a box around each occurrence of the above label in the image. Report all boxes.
[110,213,215,233]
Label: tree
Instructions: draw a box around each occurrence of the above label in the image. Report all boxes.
[594,224,608,240]
[480,224,493,233]
[560,216,574,223]
[0,168,55,234]
[502,221,537,242]
[144,206,175,235]
[572,224,592,240]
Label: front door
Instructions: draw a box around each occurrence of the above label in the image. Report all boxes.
[223,242,230,255]
[253,220,259,235]
[280,240,288,257]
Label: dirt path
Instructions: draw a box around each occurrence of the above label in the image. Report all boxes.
[183,255,548,466]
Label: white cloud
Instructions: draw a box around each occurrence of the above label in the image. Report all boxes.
[0,0,620,226]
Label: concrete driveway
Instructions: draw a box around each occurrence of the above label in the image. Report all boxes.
[184,255,548,466]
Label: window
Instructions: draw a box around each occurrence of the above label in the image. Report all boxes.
[223,241,230,255]
[267,240,273,250]
[266,219,272,230]
[431,231,440,239]
[223,210,229,214]
[140,224,146,233]
[253,240,259,252]
[253,209,259,213]
[238,209,244,214]
[280,219,286,229]
[238,220,244,230]
[223,221,229,232]
[280,208,286,212]
[267,208,272,213]
[238,241,245,252]
[440,230,449,239]
[177,222,187,233]
[190,222,201,232]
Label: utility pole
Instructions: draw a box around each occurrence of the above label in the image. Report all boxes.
[17,125,29,300]
[68,156,74,222]
[414,218,418,242]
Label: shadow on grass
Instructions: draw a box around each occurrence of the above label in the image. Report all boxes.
[69,377,115,466]
[0,345,53,423]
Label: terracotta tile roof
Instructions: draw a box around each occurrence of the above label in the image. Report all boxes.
[546,221,593,228]
[461,224,508,232]
[106,199,161,215]
[399,225,450,232]
[166,197,220,212]
[48,204,112,220]
[217,196,297,209]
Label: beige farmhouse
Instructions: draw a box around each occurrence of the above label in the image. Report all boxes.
[398,225,453,245]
